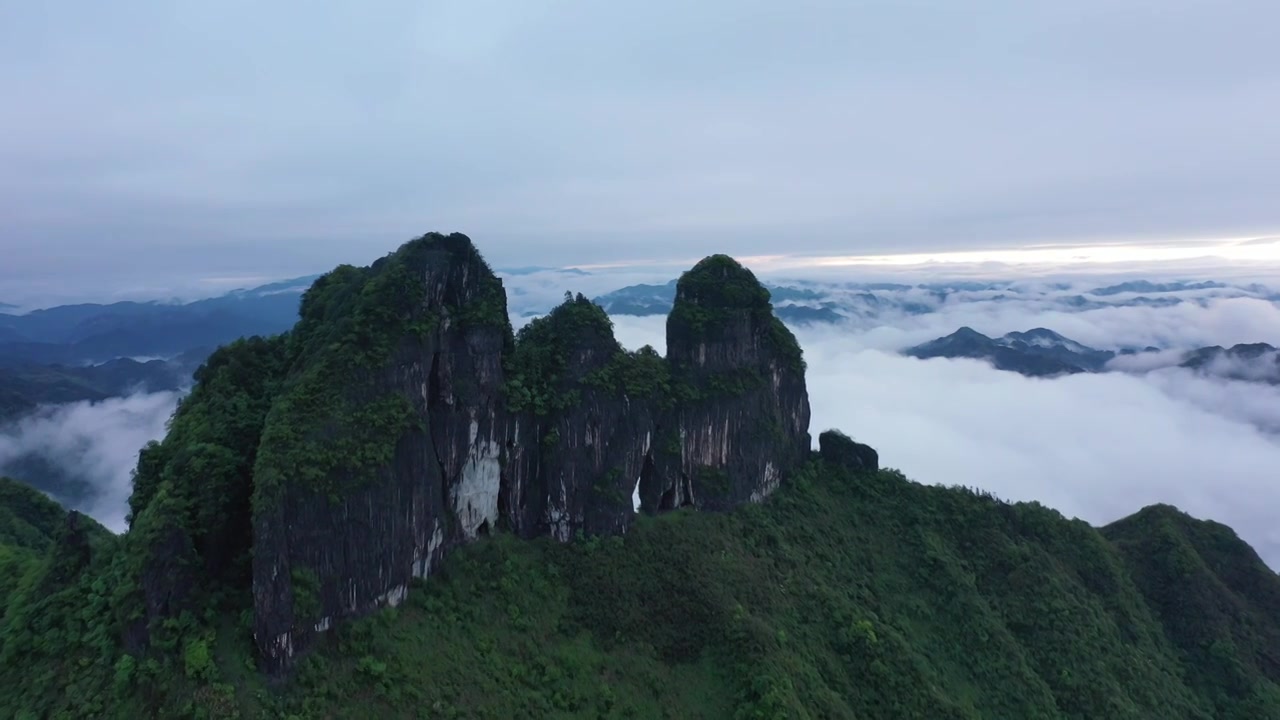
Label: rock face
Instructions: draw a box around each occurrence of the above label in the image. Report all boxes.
[819,430,879,473]
[250,234,515,670]
[131,234,821,673]
[502,295,656,541]
[642,255,811,512]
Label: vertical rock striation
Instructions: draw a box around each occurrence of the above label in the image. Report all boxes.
[641,255,812,512]
[250,234,515,670]
[129,233,820,673]
[503,295,659,541]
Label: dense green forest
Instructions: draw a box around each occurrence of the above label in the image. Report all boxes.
[3,454,1280,718]
[3,233,1279,718]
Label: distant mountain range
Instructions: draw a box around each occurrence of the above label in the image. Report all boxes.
[590,279,846,324]
[1088,280,1227,296]
[2,273,1277,423]
[904,327,1279,383]
[0,352,206,424]
[0,275,321,430]
[593,278,1280,325]
[0,275,318,368]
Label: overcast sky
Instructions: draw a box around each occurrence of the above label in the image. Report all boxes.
[4,1,1280,294]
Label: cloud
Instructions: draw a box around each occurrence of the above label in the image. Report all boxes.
[1142,368,1280,435]
[1198,348,1280,384]
[4,2,1280,285]
[0,391,181,532]
[1105,350,1185,373]
[612,314,1280,569]
[778,291,1280,355]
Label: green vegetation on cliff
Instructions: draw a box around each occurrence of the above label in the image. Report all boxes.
[506,292,683,414]
[667,254,805,374]
[5,456,1280,718]
[3,235,1278,719]
[129,335,288,586]
[0,476,66,552]
[505,293,618,415]
[254,232,499,509]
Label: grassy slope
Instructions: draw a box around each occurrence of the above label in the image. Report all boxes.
[4,461,1280,718]
[223,461,1279,720]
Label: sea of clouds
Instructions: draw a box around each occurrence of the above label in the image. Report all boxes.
[607,275,1280,568]
[3,263,1278,570]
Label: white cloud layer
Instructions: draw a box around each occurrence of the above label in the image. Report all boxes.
[1,284,1275,572]
[778,289,1280,354]
[0,391,180,532]
[613,314,1280,569]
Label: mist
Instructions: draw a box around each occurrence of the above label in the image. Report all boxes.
[2,280,1276,566]
[0,391,181,532]
[611,314,1280,568]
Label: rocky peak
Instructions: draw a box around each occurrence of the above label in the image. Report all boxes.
[503,294,650,541]
[251,232,515,671]
[642,255,811,513]
[667,255,803,374]
[819,430,879,473]
[128,235,827,674]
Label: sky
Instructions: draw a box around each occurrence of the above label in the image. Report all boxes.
[4,1,1280,297]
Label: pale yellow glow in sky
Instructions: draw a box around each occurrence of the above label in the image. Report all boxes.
[569,235,1280,273]
[748,236,1280,272]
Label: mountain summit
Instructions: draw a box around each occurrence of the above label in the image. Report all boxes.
[118,234,819,672]
[5,234,1280,719]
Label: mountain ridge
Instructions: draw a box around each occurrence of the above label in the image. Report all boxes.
[119,234,817,673]
[3,234,1280,718]
[906,327,1280,383]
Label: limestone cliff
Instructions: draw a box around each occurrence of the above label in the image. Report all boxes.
[503,295,656,541]
[250,234,514,669]
[641,255,812,512]
[127,233,823,673]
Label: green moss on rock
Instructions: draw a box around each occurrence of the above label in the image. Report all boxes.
[667,254,805,374]
[505,293,622,415]
[256,233,503,511]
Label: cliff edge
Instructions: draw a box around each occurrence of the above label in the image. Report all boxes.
[124,233,816,671]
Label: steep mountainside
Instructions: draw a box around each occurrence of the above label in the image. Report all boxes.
[123,234,814,675]
[2,233,1279,719]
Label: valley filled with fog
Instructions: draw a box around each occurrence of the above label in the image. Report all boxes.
[3,260,1279,566]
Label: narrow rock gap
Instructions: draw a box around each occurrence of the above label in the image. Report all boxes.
[635,452,654,513]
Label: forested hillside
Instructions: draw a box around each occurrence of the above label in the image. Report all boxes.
[4,454,1280,718]
[2,232,1278,719]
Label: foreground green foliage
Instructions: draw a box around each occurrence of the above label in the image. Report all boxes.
[6,458,1279,718]
[0,476,66,552]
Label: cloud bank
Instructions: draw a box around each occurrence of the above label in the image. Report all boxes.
[2,275,1275,569]
[612,314,1280,569]
[0,391,181,532]
[5,2,1280,288]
